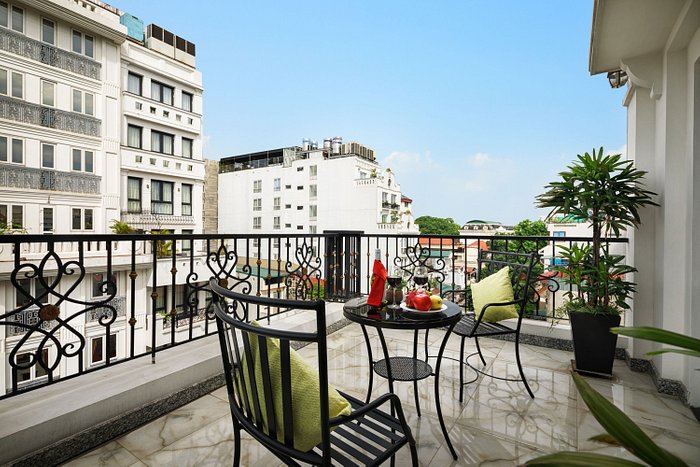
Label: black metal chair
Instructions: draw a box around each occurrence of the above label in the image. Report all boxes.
[454,250,539,401]
[209,278,418,467]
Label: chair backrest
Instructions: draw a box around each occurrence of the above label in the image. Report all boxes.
[477,249,539,318]
[209,278,331,464]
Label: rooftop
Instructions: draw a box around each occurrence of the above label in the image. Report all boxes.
[64,322,699,466]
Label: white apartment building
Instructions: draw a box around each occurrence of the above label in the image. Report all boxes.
[218,137,420,235]
[0,1,207,394]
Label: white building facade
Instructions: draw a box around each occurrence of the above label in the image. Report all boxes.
[0,0,207,394]
[590,0,700,406]
[218,138,420,235]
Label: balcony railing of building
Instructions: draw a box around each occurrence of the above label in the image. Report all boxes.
[0,164,101,194]
[120,210,196,227]
[0,27,101,79]
[0,232,627,399]
[0,95,102,137]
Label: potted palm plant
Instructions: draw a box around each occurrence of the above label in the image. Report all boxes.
[536,148,657,377]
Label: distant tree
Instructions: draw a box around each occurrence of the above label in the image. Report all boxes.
[489,219,548,254]
[414,216,460,235]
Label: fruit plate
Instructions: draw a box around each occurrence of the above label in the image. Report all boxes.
[399,302,447,315]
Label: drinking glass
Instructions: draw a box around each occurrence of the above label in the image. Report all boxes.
[414,266,429,291]
[386,267,403,307]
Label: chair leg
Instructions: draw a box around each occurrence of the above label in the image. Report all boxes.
[459,336,465,403]
[474,337,487,366]
[515,335,534,399]
[232,419,241,467]
[409,442,419,467]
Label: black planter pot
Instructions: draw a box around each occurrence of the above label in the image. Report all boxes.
[569,310,621,378]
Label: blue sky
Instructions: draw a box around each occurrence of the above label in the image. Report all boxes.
[113,1,627,226]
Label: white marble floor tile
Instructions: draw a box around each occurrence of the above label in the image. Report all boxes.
[62,441,143,467]
[116,394,231,459]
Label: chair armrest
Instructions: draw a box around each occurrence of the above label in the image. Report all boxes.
[472,298,524,330]
[329,392,416,445]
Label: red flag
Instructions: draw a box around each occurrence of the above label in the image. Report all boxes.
[367,258,388,307]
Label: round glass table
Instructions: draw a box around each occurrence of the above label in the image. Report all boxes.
[343,297,461,460]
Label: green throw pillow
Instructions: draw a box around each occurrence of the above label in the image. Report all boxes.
[471,266,519,323]
[238,321,352,452]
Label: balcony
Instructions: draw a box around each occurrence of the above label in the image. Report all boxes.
[0,164,101,194]
[0,95,101,137]
[120,210,196,227]
[0,27,101,79]
[0,232,695,465]
[63,327,700,466]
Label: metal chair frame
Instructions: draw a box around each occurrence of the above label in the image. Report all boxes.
[453,250,539,401]
[209,278,418,466]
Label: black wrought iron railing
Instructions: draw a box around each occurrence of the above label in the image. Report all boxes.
[0,232,628,398]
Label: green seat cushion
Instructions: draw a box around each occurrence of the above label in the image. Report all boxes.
[239,322,352,452]
[471,266,519,323]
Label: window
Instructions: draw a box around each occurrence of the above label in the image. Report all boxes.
[72,30,94,58]
[297,167,304,172]
[41,143,54,168]
[273,217,280,230]
[310,205,317,218]
[391,194,397,204]
[151,130,174,154]
[181,91,193,112]
[285,204,291,209]
[151,80,173,105]
[71,208,93,230]
[72,89,94,115]
[42,207,53,232]
[182,137,193,159]
[16,349,50,384]
[181,183,192,216]
[285,223,291,228]
[151,180,173,214]
[90,334,117,365]
[127,72,142,95]
[41,18,54,44]
[382,192,388,203]
[127,177,142,213]
[309,225,317,234]
[41,80,54,107]
[297,185,303,190]
[1,136,23,164]
[1,4,23,32]
[297,225,303,230]
[181,229,193,253]
[273,197,280,210]
[253,180,262,193]
[0,203,23,229]
[0,68,22,98]
[92,272,117,298]
[297,205,303,210]
[72,149,94,172]
[253,198,261,211]
[273,178,281,192]
[553,231,566,237]
[285,184,291,189]
[253,217,261,230]
[310,184,317,198]
[127,125,142,148]
[310,165,317,177]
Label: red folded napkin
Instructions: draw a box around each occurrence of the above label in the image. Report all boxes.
[367,258,387,307]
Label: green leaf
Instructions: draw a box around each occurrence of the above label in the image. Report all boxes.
[572,372,688,466]
[645,348,700,358]
[525,452,645,466]
[589,433,621,446]
[611,327,700,353]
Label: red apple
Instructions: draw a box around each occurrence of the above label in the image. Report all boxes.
[405,289,417,308]
[412,292,432,311]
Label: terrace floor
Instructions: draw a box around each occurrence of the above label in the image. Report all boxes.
[64,323,700,466]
